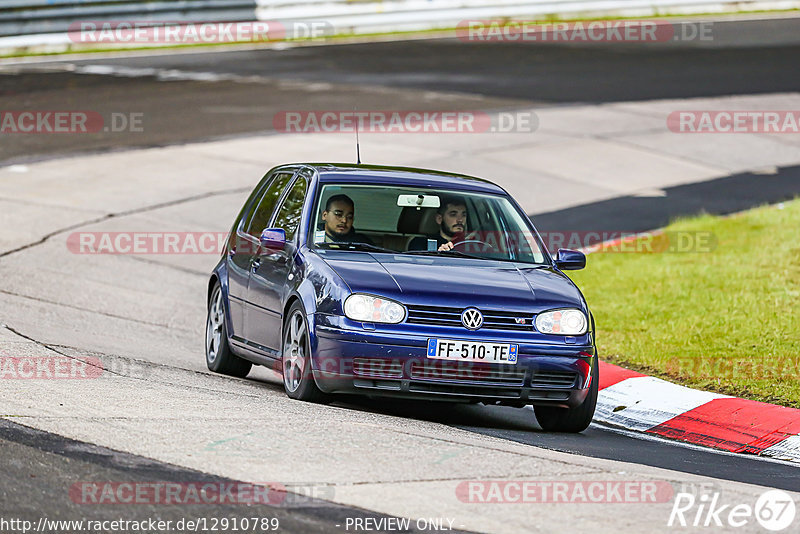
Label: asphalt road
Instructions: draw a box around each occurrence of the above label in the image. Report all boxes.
[2,16,800,531]
[334,398,800,492]
[2,16,799,164]
[0,70,523,164]
[63,41,800,103]
[1,420,432,534]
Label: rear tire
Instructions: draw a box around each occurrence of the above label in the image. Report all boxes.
[206,282,252,378]
[534,357,598,433]
[282,302,329,403]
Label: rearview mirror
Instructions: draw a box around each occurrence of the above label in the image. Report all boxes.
[554,249,586,270]
[397,194,440,208]
[260,228,286,251]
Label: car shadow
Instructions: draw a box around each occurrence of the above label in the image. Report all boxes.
[331,396,543,432]
[245,365,545,431]
[532,164,800,237]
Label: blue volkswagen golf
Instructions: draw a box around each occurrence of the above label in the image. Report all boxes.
[206,163,598,432]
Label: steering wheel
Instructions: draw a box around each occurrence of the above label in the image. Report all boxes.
[452,239,496,251]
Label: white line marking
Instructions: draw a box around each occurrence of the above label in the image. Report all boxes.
[761,434,800,463]
[596,376,728,431]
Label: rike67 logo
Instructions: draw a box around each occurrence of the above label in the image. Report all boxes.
[669,489,796,531]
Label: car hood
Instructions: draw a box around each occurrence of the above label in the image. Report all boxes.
[318,251,584,312]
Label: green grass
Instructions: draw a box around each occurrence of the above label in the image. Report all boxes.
[568,199,800,408]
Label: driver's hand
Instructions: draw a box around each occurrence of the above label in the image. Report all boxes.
[438,241,454,252]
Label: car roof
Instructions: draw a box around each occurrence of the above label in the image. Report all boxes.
[294,163,508,195]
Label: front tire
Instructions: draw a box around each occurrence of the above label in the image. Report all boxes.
[534,357,598,433]
[282,302,328,403]
[206,282,252,378]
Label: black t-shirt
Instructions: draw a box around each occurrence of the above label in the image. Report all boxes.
[326,229,374,245]
[408,234,449,251]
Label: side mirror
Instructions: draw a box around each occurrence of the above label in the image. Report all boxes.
[554,248,586,270]
[259,228,286,251]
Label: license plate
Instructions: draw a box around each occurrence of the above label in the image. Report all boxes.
[426,339,518,364]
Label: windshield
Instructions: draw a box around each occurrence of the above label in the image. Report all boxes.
[310,184,547,264]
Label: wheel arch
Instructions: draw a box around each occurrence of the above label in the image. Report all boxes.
[207,260,235,342]
[207,274,219,304]
[283,279,321,371]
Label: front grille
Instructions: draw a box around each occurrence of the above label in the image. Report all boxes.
[409,361,525,386]
[409,382,523,398]
[529,390,571,401]
[531,371,578,388]
[352,358,403,378]
[406,305,533,331]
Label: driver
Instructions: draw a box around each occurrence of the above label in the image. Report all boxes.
[408,195,468,252]
[321,194,374,244]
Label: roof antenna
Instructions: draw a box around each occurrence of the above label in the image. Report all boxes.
[354,107,361,164]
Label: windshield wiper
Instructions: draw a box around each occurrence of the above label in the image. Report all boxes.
[403,249,490,261]
[317,242,398,254]
[404,249,550,264]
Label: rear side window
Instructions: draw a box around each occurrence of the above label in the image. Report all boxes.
[273,176,308,242]
[244,172,294,237]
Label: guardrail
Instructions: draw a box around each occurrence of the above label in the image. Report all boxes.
[255,0,800,34]
[0,0,796,43]
[0,0,257,37]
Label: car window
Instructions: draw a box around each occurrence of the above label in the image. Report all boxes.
[226,174,273,251]
[244,172,294,238]
[318,187,404,232]
[273,175,308,242]
[310,184,546,264]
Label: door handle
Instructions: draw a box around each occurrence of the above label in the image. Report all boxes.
[251,258,261,272]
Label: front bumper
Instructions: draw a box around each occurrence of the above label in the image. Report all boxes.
[311,315,595,407]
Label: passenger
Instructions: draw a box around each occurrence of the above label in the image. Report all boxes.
[321,194,374,244]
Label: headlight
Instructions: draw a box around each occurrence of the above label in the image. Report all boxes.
[535,309,587,335]
[344,294,406,324]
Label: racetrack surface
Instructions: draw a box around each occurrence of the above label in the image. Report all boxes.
[2,16,800,164]
[0,420,427,534]
[25,17,800,103]
[2,16,800,532]
[336,399,800,492]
